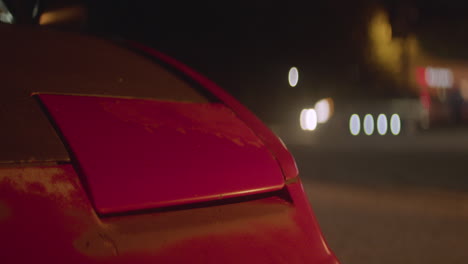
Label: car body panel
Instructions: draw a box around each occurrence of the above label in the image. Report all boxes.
[0,23,339,264]
[0,23,206,163]
[0,164,337,264]
[38,94,285,214]
[129,41,299,180]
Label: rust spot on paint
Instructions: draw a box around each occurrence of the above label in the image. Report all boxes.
[74,197,296,257]
[0,167,78,201]
[0,201,10,221]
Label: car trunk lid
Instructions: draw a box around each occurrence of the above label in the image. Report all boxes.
[38,94,285,214]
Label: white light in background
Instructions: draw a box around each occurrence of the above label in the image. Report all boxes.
[0,0,14,23]
[300,108,317,131]
[349,114,360,136]
[32,0,40,18]
[300,109,308,130]
[288,67,299,87]
[425,67,453,88]
[377,114,388,135]
[363,114,374,135]
[315,98,334,123]
[390,114,401,135]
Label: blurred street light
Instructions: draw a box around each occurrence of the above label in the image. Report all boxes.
[349,114,361,136]
[377,114,388,135]
[390,114,401,135]
[288,67,299,87]
[364,114,375,135]
[300,108,317,131]
[315,98,334,123]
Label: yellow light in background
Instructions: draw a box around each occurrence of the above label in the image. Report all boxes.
[315,98,334,124]
[39,5,87,26]
[369,11,392,44]
[368,9,402,76]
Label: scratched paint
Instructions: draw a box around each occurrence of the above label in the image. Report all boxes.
[0,164,337,263]
[0,167,78,202]
[99,100,265,148]
[74,197,295,257]
[39,94,285,214]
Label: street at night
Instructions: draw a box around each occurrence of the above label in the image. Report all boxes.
[290,130,468,264]
[3,0,468,263]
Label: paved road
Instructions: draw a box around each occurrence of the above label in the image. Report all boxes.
[289,145,468,264]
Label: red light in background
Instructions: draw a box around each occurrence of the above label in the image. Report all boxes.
[416,67,427,87]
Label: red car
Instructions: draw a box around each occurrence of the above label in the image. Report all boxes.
[0,23,339,263]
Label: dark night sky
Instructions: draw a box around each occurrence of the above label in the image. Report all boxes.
[80,0,468,119]
[87,2,370,106]
[86,1,468,71]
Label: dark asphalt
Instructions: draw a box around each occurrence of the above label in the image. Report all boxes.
[289,143,468,264]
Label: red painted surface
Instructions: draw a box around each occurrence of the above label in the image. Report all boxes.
[38,94,285,214]
[416,67,432,110]
[416,67,428,88]
[0,165,338,263]
[128,41,299,180]
[1,28,339,263]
